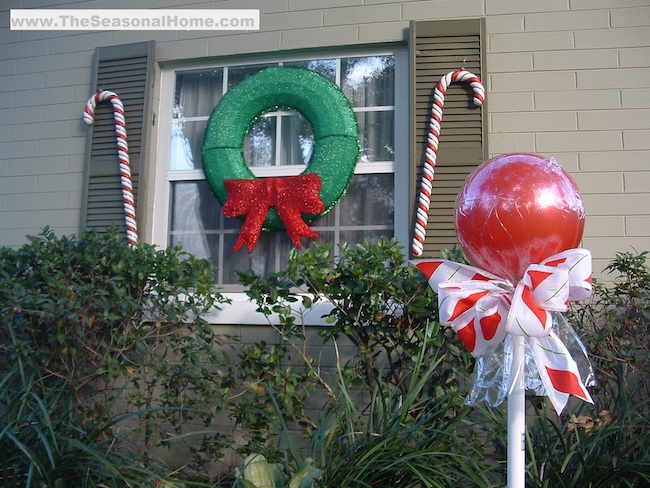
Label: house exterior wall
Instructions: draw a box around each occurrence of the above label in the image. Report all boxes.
[1,0,649,279]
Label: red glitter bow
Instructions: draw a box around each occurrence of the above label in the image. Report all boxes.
[223,173,325,253]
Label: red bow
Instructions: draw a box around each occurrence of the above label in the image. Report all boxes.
[223,174,325,253]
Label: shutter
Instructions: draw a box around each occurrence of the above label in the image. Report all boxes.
[409,19,486,257]
[81,41,155,240]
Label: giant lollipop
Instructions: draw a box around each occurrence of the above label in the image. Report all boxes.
[414,153,594,410]
[455,153,585,283]
[413,153,594,488]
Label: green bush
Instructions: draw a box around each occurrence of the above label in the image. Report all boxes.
[238,238,472,398]
[233,323,496,488]
[0,227,224,387]
[237,239,490,486]
[2,228,648,487]
[0,228,232,483]
[310,322,496,488]
[0,368,170,487]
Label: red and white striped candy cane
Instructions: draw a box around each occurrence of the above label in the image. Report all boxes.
[84,90,138,247]
[412,69,485,257]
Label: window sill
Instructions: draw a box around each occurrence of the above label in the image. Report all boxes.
[203,292,334,326]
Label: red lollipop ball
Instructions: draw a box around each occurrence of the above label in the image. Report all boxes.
[455,153,585,282]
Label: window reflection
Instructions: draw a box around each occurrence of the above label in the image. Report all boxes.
[170,108,194,171]
[339,174,394,226]
[284,59,336,81]
[243,111,313,167]
[342,56,395,107]
[227,65,267,89]
[280,112,313,165]
[311,174,394,227]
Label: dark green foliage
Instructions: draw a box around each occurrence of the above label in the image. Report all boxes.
[0,227,231,485]
[0,369,170,487]
[237,238,472,398]
[237,239,489,486]
[0,227,223,391]
[1,228,648,487]
[310,323,497,488]
[238,242,650,487]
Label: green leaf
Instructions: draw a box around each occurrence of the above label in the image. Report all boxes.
[288,459,322,488]
[241,453,282,488]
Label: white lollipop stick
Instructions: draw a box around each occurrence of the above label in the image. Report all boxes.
[412,69,484,257]
[84,90,138,247]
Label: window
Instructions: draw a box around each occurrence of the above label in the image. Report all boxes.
[153,49,409,289]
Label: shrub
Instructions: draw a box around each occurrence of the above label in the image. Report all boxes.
[236,239,490,486]
[309,322,496,488]
[238,238,472,399]
[238,243,650,487]
[0,227,232,482]
[0,368,170,487]
[2,227,648,487]
[233,323,497,488]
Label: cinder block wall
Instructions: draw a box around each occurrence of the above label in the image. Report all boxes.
[1,0,649,278]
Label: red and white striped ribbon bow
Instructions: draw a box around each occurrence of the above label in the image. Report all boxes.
[413,249,594,413]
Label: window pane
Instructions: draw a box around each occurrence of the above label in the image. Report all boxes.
[243,111,313,167]
[175,68,223,118]
[311,230,336,249]
[228,64,272,89]
[339,229,393,245]
[310,175,394,229]
[170,119,206,171]
[339,174,394,226]
[284,59,336,82]
[171,181,221,232]
[222,232,293,282]
[280,112,313,165]
[223,233,260,283]
[357,111,394,162]
[245,115,276,167]
[342,56,395,107]
[171,232,219,263]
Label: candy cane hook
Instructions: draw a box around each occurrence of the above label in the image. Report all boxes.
[84,90,138,247]
[412,69,485,257]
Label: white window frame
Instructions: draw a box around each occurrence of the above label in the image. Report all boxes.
[152,47,409,324]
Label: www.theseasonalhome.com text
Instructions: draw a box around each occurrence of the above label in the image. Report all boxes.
[10,9,260,30]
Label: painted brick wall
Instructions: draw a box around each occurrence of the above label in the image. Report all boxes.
[1,0,649,278]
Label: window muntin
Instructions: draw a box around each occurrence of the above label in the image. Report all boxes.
[164,52,400,287]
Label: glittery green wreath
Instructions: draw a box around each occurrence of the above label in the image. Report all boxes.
[201,66,360,230]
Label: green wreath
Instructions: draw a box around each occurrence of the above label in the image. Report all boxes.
[201,66,360,230]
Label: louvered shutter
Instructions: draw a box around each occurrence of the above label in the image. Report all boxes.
[81,41,155,239]
[410,19,486,257]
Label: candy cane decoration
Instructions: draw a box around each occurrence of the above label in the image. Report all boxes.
[84,90,138,247]
[412,69,485,256]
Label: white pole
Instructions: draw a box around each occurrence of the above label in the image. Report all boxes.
[507,335,526,488]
